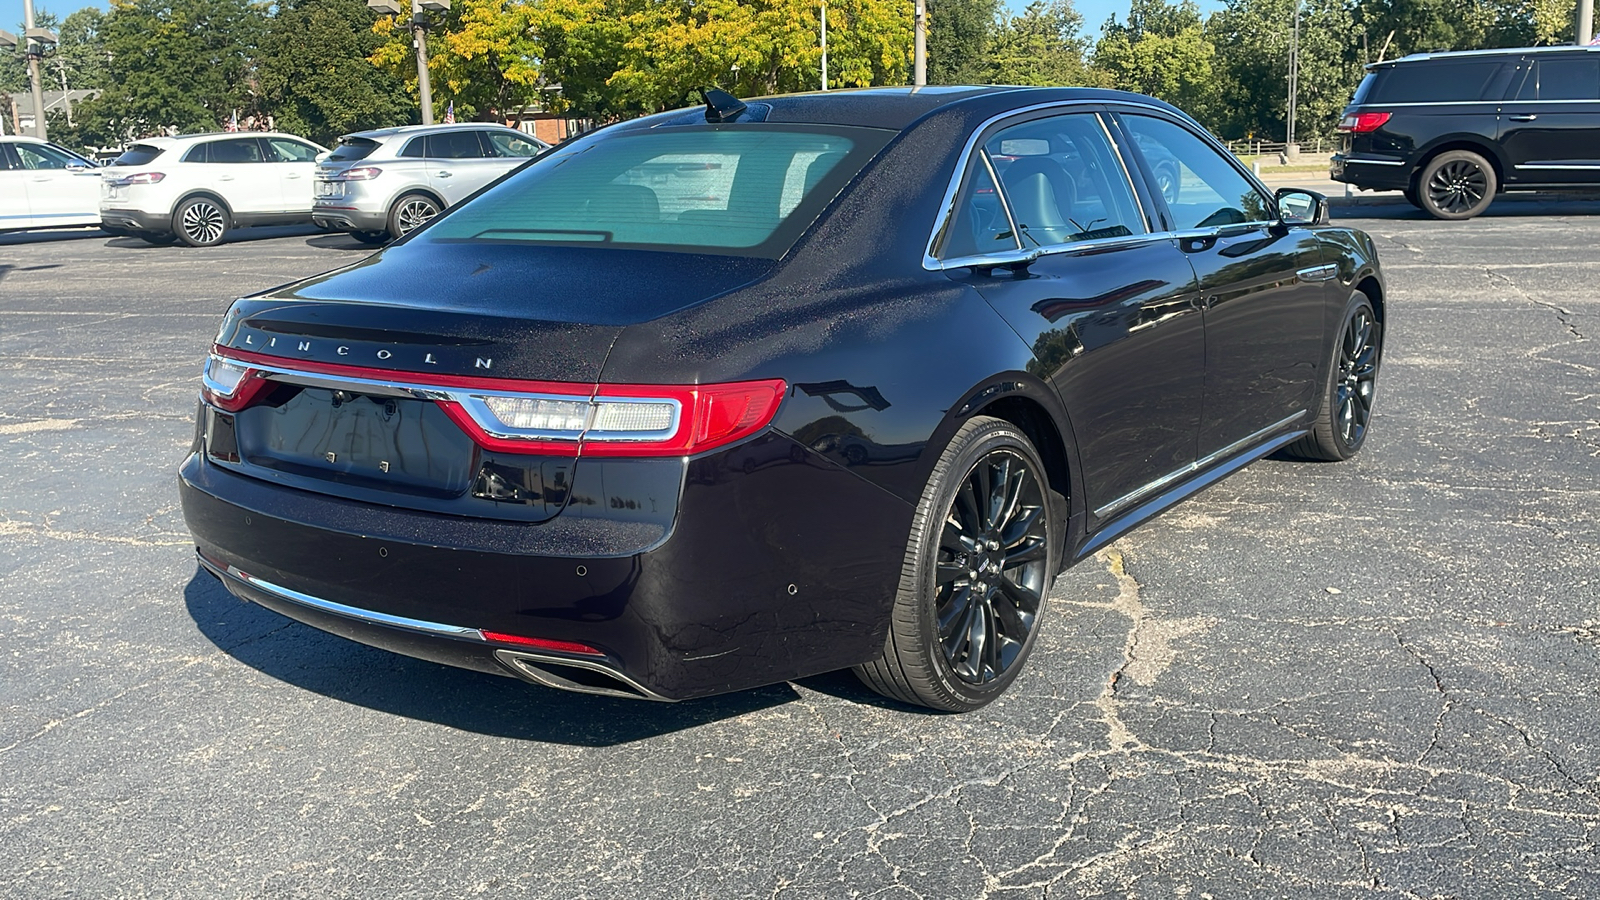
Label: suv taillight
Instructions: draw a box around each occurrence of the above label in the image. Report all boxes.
[1337,112,1391,134]
[331,167,382,181]
[110,172,166,186]
[202,349,786,458]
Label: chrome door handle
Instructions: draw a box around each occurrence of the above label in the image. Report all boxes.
[435,171,453,178]
[218,175,235,181]
[1508,114,1538,122]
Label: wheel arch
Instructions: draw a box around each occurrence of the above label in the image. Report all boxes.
[172,190,235,224]
[1355,273,1385,327]
[390,187,447,214]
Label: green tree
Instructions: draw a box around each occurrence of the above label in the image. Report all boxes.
[1209,0,1360,142]
[988,0,1099,86]
[1092,0,1215,116]
[258,0,413,144]
[926,0,998,84]
[69,0,265,143]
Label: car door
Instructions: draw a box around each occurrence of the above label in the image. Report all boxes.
[423,130,502,204]
[10,141,102,227]
[197,138,279,214]
[263,136,323,213]
[1115,112,1328,460]
[0,143,31,228]
[938,109,1205,521]
[1499,54,1600,184]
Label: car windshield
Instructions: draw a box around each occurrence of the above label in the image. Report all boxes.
[114,144,164,166]
[328,138,381,162]
[419,124,891,258]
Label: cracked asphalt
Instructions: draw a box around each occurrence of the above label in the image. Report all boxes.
[2,204,1597,898]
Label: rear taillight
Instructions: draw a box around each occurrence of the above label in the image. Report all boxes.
[111,172,166,186]
[1337,112,1391,134]
[331,167,382,181]
[203,348,786,458]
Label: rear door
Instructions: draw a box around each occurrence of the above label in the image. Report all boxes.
[10,141,101,227]
[197,138,280,214]
[0,143,31,229]
[1499,53,1600,184]
[942,109,1206,520]
[423,130,502,204]
[1116,112,1328,459]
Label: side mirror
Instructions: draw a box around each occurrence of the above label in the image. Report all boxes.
[66,161,93,173]
[1275,187,1329,227]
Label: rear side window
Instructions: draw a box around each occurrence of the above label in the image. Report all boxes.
[329,138,380,162]
[419,125,889,258]
[1515,57,1600,100]
[114,144,164,166]
[1371,60,1508,103]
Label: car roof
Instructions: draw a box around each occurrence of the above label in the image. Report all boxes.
[613,85,1188,134]
[1376,45,1600,68]
[337,122,533,142]
[129,132,318,146]
[0,135,53,144]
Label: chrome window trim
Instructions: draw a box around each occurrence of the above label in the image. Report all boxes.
[198,551,487,641]
[1096,112,1155,235]
[1092,411,1306,519]
[979,150,1024,254]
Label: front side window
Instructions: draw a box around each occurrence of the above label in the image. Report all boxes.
[1121,115,1270,229]
[487,131,544,158]
[267,138,320,162]
[13,142,84,170]
[420,125,886,257]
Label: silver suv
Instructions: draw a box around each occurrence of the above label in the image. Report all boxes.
[312,123,549,243]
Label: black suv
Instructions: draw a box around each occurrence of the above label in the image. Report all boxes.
[1331,46,1600,219]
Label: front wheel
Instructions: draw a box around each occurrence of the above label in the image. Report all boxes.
[173,197,230,247]
[854,416,1059,711]
[1418,150,1495,220]
[1286,291,1382,461]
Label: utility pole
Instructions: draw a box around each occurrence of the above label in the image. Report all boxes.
[368,0,447,125]
[57,57,71,127]
[1286,4,1299,155]
[22,0,50,139]
[913,0,926,86]
[821,0,828,91]
[1578,0,1594,45]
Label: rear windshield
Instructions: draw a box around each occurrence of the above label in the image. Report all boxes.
[113,144,164,166]
[1369,60,1509,103]
[419,124,891,258]
[329,138,381,162]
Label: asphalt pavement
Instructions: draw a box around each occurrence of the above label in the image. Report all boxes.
[1,210,1597,898]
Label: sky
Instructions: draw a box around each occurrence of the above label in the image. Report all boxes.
[6,0,1229,52]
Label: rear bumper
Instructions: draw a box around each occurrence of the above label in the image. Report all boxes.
[311,203,389,233]
[179,428,913,701]
[100,207,169,233]
[1330,154,1412,191]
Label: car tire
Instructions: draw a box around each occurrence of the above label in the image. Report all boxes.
[351,230,390,245]
[173,197,230,247]
[1286,291,1382,462]
[1417,150,1495,220]
[1402,188,1422,210]
[854,415,1059,711]
[1155,161,1180,204]
[389,194,441,238]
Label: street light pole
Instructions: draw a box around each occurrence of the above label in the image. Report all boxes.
[820,0,828,91]
[414,0,434,125]
[913,0,926,86]
[1578,0,1594,45]
[22,0,47,139]
[1286,4,1299,152]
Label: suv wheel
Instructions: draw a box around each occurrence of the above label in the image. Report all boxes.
[1418,150,1495,220]
[174,197,230,247]
[389,194,441,238]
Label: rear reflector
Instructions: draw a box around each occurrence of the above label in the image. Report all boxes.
[1337,112,1392,133]
[479,631,606,656]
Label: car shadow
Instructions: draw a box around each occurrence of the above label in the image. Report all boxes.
[183,568,797,745]
[1333,194,1600,221]
[0,226,109,245]
[304,233,387,250]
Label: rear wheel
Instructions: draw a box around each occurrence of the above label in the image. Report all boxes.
[1402,187,1422,209]
[388,194,440,238]
[1418,150,1495,220]
[173,197,230,247]
[854,416,1059,711]
[1287,291,1382,461]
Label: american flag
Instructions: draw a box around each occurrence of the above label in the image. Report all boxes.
[224,110,239,132]
[443,101,455,124]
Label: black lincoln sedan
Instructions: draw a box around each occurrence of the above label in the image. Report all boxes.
[181,86,1385,712]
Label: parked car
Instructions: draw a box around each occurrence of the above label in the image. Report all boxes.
[1331,45,1600,219]
[100,132,328,246]
[181,87,1385,711]
[311,123,549,243]
[0,136,103,232]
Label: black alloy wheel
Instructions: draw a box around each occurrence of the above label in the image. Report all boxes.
[174,197,230,247]
[389,194,441,238]
[1418,150,1495,220]
[1287,291,1382,461]
[855,416,1058,711]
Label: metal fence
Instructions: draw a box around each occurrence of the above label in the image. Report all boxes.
[1223,136,1338,157]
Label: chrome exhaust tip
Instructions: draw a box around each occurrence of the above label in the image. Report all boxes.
[493,649,673,702]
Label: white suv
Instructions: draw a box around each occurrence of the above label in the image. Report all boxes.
[312,124,548,243]
[100,132,328,246]
[0,136,103,232]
